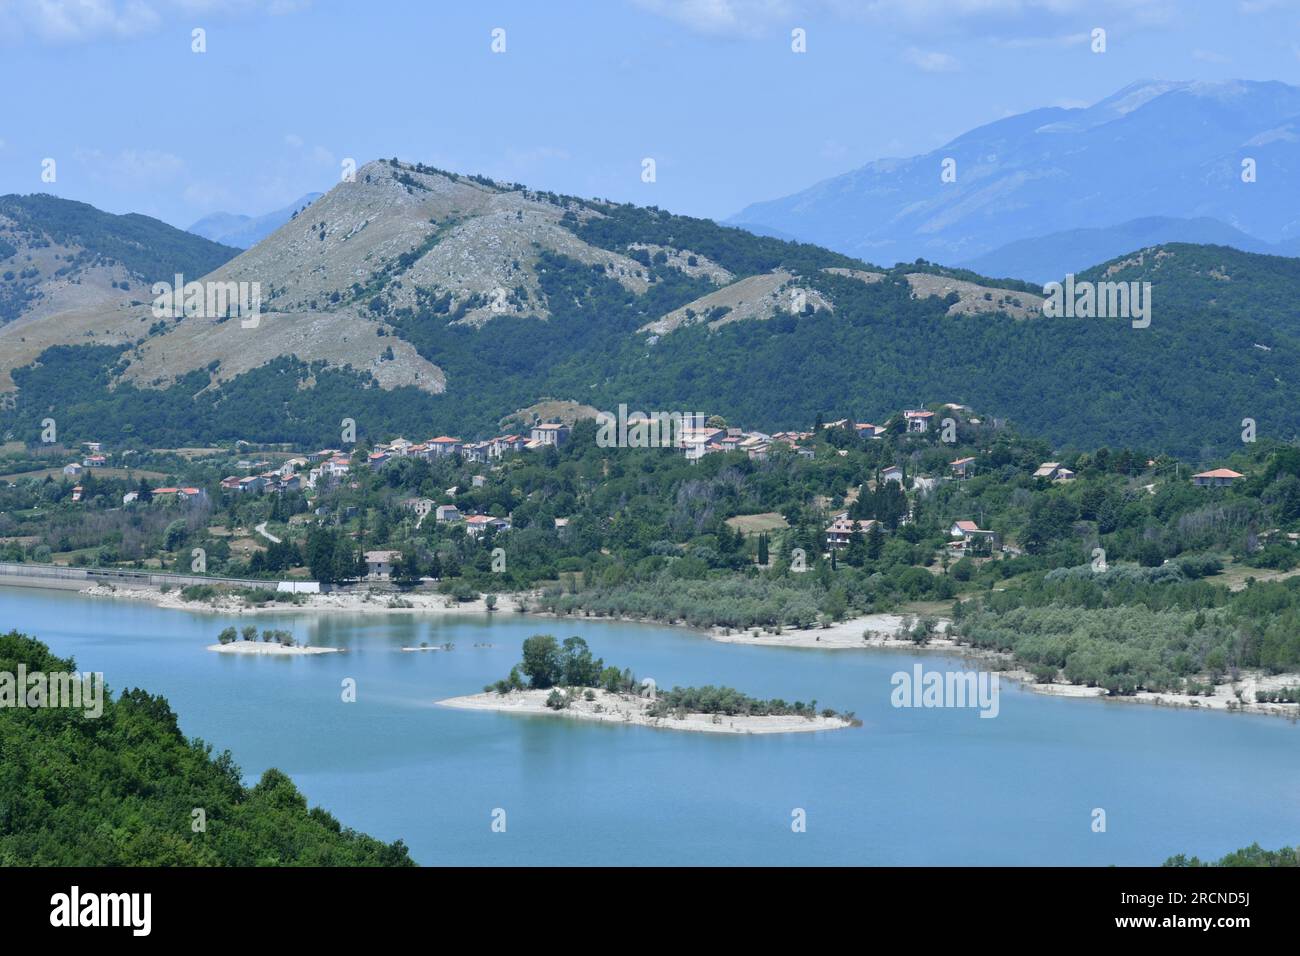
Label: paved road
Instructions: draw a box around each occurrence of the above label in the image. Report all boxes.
[254,522,282,544]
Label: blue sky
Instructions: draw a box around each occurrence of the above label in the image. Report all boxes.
[3,0,1300,229]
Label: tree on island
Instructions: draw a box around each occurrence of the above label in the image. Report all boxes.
[520,634,563,688]
[560,636,602,686]
[489,636,852,723]
[516,634,605,689]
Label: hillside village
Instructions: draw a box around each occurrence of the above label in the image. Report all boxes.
[2,395,1265,591]
[7,391,1299,708]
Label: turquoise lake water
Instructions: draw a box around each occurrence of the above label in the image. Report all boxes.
[4,584,1298,866]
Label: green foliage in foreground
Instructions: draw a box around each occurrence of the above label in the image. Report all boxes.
[0,631,413,866]
[1164,843,1300,867]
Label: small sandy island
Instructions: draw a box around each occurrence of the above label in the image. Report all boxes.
[439,688,853,735]
[206,640,341,656]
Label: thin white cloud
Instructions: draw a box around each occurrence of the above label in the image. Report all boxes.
[849,0,1176,27]
[995,32,1089,49]
[75,147,188,185]
[903,47,960,72]
[1192,48,1231,64]
[0,0,309,45]
[630,0,798,38]
[1237,0,1296,13]
[631,0,1179,38]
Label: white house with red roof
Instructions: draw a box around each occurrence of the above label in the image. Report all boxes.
[465,515,511,536]
[903,410,934,433]
[427,436,462,458]
[1192,468,1244,487]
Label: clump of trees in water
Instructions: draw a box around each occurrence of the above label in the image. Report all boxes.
[217,625,297,646]
[485,634,637,697]
[487,633,854,721]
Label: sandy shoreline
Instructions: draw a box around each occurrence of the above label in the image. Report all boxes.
[702,615,1299,720]
[206,640,341,656]
[69,582,508,618]
[12,577,1297,721]
[1003,667,1300,718]
[707,612,951,649]
[439,688,853,734]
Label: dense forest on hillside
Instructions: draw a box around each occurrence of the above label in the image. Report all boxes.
[0,631,413,866]
[4,200,1300,458]
[6,347,442,448]
[0,193,239,283]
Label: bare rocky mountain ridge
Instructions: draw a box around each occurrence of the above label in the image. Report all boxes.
[0,159,1045,407]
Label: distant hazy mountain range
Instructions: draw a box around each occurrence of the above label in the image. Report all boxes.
[961,216,1300,284]
[729,79,1300,282]
[188,192,323,248]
